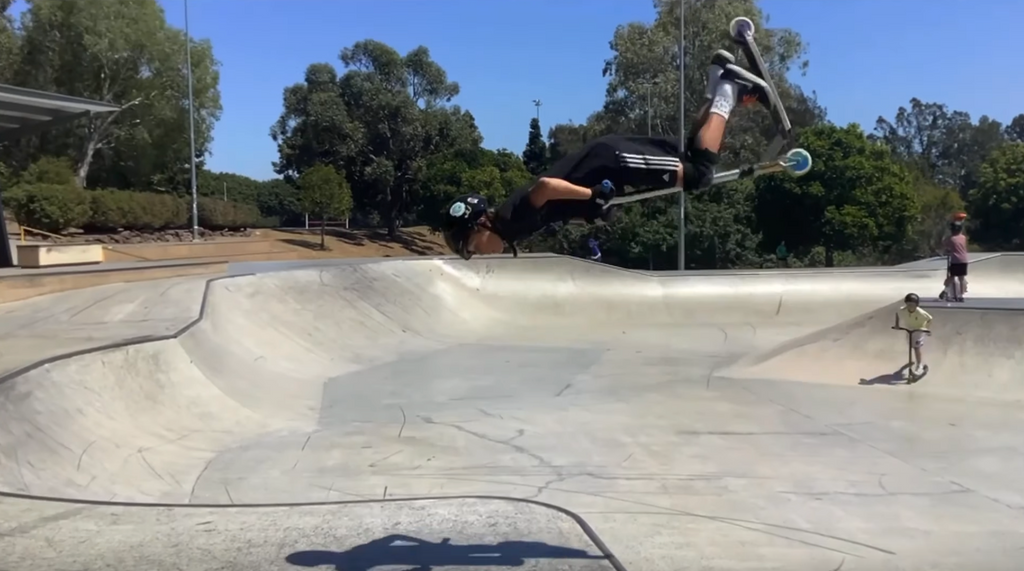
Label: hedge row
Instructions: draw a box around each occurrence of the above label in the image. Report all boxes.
[5,183,267,233]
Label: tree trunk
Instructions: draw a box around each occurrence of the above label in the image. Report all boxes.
[825,247,835,268]
[75,107,127,188]
[386,213,398,239]
[320,217,326,250]
[75,132,101,188]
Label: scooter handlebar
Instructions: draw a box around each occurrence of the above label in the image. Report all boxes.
[892,326,931,334]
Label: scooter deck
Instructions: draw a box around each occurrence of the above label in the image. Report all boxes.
[607,149,807,206]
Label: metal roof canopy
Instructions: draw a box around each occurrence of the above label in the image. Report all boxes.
[0,84,122,144]
[0,84,122,268]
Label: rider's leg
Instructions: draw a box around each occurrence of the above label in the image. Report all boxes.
[949,263,968,299]
[527,58,768,208]
[912,333,925,373]
[687,50,736,143]
[682,64,770,190]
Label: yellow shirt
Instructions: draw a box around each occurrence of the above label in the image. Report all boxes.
[896,306,932,330]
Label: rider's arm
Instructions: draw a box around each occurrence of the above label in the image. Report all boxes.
[528,178,593,208]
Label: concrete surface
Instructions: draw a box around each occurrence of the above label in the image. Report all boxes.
[0,259,227,304]
[4,253,1024,570]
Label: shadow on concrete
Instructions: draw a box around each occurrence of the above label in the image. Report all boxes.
[286,534,609,570]
[858,364,910,386]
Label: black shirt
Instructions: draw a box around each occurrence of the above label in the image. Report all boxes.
[493,184,583,243]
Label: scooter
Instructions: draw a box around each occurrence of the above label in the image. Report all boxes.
[937,255,965,302]
[891,326,931,383]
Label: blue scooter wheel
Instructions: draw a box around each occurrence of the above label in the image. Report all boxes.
[785,148,812,176]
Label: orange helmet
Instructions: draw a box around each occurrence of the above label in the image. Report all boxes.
[952,212,967,221]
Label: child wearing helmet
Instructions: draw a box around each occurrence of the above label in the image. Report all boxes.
[441,50,773,259]
[893,293,933,377]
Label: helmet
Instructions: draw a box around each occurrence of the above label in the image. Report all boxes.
[442,194,489,259]
[904,293,920,304]
[952,212,967,222]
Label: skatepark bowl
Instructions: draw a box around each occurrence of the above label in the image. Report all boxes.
[2,252,1024,570]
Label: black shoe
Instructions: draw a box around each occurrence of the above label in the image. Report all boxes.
[719,63,771,110]
[704,50,736,100]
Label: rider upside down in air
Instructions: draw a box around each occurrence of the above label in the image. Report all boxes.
[441,50,774,259]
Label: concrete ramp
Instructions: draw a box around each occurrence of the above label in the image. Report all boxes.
[5,254,1024,570]
[727,304,1024,401]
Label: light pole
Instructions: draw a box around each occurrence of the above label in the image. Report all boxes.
[184,0,198,241]
[532,99,542,122]
[677,0,686,270]
[638,82,654,136]
[647,85,652,136]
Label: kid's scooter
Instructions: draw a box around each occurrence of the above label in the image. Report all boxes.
[937,255,965,302]
[891,325,931,383]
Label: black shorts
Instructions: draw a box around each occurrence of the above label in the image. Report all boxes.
[949,262,968,277]
[542,135,683,192]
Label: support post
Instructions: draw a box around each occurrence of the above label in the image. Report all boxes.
[677,0,686,270]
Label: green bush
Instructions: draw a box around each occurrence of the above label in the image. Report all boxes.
[19,156,76,186]
[85,189,188,231]
[198,196,261,230]
[6,183,90,233]
[132,192,188,230]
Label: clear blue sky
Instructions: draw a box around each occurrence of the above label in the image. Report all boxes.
[154,0,1019,181]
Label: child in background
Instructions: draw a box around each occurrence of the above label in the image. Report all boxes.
[943,220,969,301]
[893,293,933,377]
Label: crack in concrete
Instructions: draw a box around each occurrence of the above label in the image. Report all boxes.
[419,415,550,467]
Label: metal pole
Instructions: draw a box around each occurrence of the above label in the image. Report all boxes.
[677,0,686,270]
[185,0,199,241]
[646,84,652,136]
[533,99,542,122]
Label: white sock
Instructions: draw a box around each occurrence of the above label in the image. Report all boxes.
[704,66,725,99]
[709,79,737,120]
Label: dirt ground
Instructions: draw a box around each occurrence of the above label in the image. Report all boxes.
[5,215,451,261]
[252,226,449,259]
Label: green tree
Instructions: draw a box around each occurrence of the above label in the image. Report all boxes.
[256,179,303,227]
[522,117,548,175]
[18,156,76,186]
[271,63,356,184]
[418,147,532,230]
[908,171,964,258]
[0,0,19,83]
[461,166,504,203]
[535,0,821,269]
[197,170,261,204]
[547,122,594,163]
[1005,114,1024,143]
[599,0,819,164]
[484,148,533,195]
[755,123,917,266]
[299,164,352,249]
[968,142,1024,249]
[13,0,222,189]
[272,41,481,236]
[873,98,1006,199]
[685,179,763,269]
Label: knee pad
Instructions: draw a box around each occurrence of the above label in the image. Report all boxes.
[681,147,720,190]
